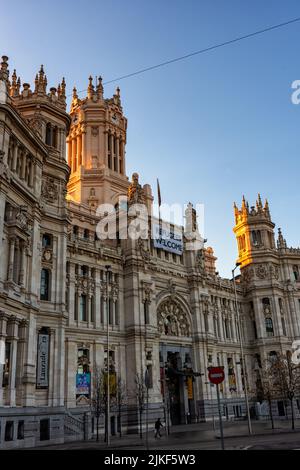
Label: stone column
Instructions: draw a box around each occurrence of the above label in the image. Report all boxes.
[72,137,77,172]
[115,137,119,173]
[0,312,8,406]
[19,241,26,287]
[67,138,72,168]
[7,316,19,406]
[12,142,18,172]
[65,339,77,408]
[120,140,125,174]
[95,269,101,329]
[20,150,26,179]
[7,236,15,282]
[104,130,108,167]
[110,134,114,170]
[81,128,86,166]
[77,133,82,167]
[16,319,27,405]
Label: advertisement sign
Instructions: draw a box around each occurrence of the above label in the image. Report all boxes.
[187,376,193,399]
[76,372,91,396]
[153,224,183,255]
[36,333,49,388]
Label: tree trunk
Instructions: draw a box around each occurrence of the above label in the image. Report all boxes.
[291,398,295,430]
[119,403,122,438]
[268,398,274,430]
[139,408,143,439]
[96,416,99,442]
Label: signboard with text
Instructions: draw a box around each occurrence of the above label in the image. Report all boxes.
[153,224,183,255]
[36,333,49,388]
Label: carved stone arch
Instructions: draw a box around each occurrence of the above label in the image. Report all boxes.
[157,295,191,338]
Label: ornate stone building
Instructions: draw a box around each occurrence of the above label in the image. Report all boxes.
[0,55,300,448]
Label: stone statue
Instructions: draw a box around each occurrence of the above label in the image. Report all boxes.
[127,172,145,206]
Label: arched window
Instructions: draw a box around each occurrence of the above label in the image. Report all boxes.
[265,317,274,337]
[40,269,50,301]
[73,225,79,237]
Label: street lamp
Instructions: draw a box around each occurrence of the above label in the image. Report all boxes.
[232,262,252,435]
[105,264,111,446]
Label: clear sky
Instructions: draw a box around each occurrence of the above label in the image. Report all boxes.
[2,0,300,277]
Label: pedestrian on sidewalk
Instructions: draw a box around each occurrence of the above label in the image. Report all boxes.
[154,418,163,438]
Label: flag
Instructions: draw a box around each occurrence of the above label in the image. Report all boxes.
[157,178,162,207]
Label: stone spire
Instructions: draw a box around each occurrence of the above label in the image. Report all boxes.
[256,193,263,212]
[277,228,287,249]
[10,69,18,97]
[96,76,103,100]
[87,75,94,99]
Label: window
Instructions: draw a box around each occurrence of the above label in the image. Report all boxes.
[109,298,113,325]
[3,342,11,387]
[80,295,87,321]
[293,265,299,281]
[40,269,50,301]
[80,265,88,277]
[5,421,14,441]
[253,320,258,339]
[17,421,24,440]
[83,229,89,240]
[42,234,52,248]
[13,240,21,284]
[73,225,78,237]
[265,317,274,337]
[40,419,50,441]
[224,319,230,339]
[46,123,52,146]
[90,296,94,323]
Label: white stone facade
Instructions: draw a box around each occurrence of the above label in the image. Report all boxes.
[0,56,300,448]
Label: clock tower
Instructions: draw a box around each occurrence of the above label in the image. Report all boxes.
[66,76,129,208]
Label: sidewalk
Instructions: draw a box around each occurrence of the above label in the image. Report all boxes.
[31,419,300,450]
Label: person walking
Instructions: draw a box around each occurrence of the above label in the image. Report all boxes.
[154,418,163,438]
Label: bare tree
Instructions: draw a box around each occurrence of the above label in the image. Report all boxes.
[135,372,146,439]
[267,352,300,430]
[255,359,278,429]
[90,366,106,442]
[113,376,127,438]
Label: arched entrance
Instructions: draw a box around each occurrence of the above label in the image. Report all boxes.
[157,297,195,425]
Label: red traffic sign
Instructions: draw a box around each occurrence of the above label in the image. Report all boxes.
[208,367,225,385]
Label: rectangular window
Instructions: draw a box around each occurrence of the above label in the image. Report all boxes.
[109,298,113,325]
[80,295,87,321]
[3,342,11,387]
[40,419,50,441]
[17,420,24,440]
[90,296,94,323]
[115,301,119,325]
[5,421,14,441]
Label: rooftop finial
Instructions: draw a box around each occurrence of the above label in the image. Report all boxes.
[97,75,103,99]
[87,75,94,99]
[0,55,9,81]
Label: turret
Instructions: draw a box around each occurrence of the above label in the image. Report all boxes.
[233,194,275,268]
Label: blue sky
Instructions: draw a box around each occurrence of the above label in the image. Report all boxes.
[2,0,300,277]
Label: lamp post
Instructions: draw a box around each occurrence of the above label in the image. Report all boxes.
[205,381,215,431]
[232,263,252,435]
[105,265,111,446]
